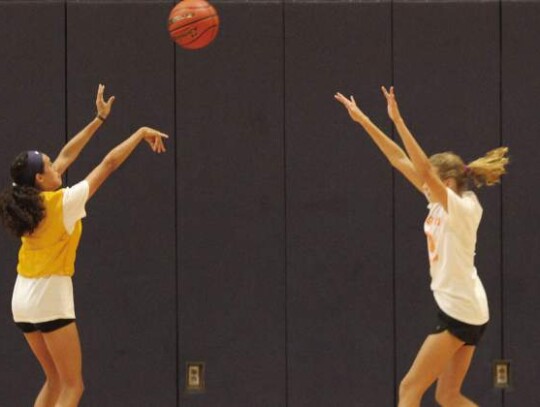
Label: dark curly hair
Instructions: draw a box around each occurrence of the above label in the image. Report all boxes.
[0,152,45,237]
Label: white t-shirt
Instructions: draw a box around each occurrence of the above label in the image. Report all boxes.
[424,188,489,325]
[12,180,89,323]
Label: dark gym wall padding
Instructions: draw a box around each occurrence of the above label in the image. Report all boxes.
[176,3,286,406]
[393,2,502,406]
[66,3,176,407]
[2,1,540,407]
[285,3,394,407]
[66,0,167,2]
[502,3,540,406]
[0,2,65,404]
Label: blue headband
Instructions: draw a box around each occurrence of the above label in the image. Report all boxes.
[15,151,44,187]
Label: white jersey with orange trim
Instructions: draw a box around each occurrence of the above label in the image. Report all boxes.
[424,188,489,325]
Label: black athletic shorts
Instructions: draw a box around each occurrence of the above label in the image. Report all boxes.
[433,308,487,346]
[15,319,75,334]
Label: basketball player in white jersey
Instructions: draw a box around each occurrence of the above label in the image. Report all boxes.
[335,86,508,407]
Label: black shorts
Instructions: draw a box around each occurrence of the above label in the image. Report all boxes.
[15,319,75,334]
[433,309,487,346]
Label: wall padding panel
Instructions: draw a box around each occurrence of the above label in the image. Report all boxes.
[67,3,176,406]
[286,3,394,407]
[176,3,286,406]
[2,2,540,407]
[502,2,540,406]
[0,2,65,404]
[393,2,502,406]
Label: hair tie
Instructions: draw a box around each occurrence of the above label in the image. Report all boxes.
[464,165,470,174]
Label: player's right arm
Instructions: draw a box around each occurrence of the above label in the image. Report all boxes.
[53,84,115,176]
[334,92,424,193]
[85,127,168,199]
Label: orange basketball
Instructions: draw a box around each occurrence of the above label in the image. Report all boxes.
[168,0,219,50]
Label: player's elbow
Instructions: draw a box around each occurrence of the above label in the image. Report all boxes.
[102,155,119,173]
[389,157,400,169]
[389,156,407,171]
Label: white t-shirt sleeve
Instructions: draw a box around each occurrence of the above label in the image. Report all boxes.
[446,188,482,232]
[62,180,89,234]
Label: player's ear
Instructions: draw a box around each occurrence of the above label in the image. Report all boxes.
[34,173,45,189]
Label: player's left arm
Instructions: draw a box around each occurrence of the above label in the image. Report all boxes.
[53,84,115,176]
[381,86,448,210]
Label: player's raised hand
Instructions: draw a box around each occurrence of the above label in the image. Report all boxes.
[96,84,115,120]
[334,92,369,124]
[381,86,401,122]
[139,127,168,154]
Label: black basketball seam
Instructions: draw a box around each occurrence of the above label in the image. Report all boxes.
[172,24,217,43]
[171,24,218,41]
[174,25,218,47]
[171,5,214,12]
[169,15,219,34]
[168,8,217,26]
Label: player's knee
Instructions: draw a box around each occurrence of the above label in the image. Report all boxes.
[438,393,478,407]
[60,374,84,394]
[434,388,468,407]
[45,368,60,384]
[45,375,62,394]
[69,380,84,398]
[434,387,452,406]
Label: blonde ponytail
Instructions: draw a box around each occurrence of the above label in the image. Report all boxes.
[467,147,509,188]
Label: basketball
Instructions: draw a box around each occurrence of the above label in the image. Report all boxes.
[168,0,219,50]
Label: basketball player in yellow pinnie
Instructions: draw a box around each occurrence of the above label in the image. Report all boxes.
[0,84,168,407]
